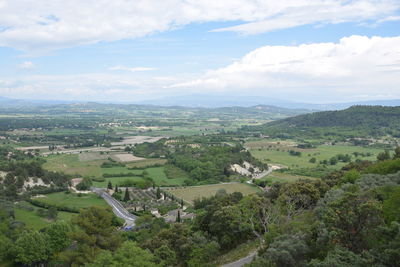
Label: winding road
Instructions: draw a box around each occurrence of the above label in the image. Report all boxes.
[92,187,137,228]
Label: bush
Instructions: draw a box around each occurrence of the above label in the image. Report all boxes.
[76,177,92,191]
[28,199,79,213]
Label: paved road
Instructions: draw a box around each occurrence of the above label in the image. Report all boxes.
[221,251,257,267]
[92,188,137,228]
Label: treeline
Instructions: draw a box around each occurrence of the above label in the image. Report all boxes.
[19,132,120,148]
[0,116,98,131]
[131,138,168,158]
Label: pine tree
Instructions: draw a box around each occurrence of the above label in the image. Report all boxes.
[176,210,181,223]
[156,187,161,199]
[115,185,118,192]
[180,199,184,208]
[107,181,113,190]
[124,188,130,202]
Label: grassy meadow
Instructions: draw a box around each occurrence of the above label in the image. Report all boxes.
[42,154,185,186]
[14,201,76,231]
[247,140,383,170]
[166,183,261,204]
[33,192,107,210]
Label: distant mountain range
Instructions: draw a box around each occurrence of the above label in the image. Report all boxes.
[0,95,399,110]
[134,94,400,110]
[0,96,72,107]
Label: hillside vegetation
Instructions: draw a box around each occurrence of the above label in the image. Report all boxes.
[243,106,400,139]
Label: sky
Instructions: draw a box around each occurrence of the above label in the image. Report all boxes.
[0,0,399,104]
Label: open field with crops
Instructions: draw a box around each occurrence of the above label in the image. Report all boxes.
[166,183,261,204]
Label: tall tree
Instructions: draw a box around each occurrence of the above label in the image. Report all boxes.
[44,221,71,254]
[377,150,391,161]
[156,187,161,199]
[61,206,121,265]
[86,241,158,267]
[124,188,130,202]
[393,147,400,159]
[13,231,51,266]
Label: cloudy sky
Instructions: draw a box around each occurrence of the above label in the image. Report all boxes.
[0,0,399,103]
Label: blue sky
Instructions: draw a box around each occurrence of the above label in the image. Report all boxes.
[0,0,399,103]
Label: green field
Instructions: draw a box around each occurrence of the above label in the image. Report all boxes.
[92,176,145,187]
[146,167,187,186]
[43,154,104,177]
[125,158,167,168]
[43,154,185,187]
[34,192,107,210]
[166,183,261,204]
[93,167,186,187]
[247,141,383,170]
[14,201,76,230]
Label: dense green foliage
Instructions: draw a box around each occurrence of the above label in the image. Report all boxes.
[169,145,266,183]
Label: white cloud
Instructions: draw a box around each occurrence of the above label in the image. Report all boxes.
[1,35,400,103]
[0,0,398,51]
[19,61,34,69]
[377,15,400,23]
[169,35,400,101]
[108,66,156,72]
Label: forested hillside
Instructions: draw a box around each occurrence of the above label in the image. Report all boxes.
[242,106,400,139]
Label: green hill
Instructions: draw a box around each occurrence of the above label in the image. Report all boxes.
[243,105,400,139]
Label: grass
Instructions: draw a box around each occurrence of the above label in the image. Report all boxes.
[146,167,186,186]
[92,176,144,187]
[14,206,49,230]
[125,158,167,168]
[43,153,185,187]
[34,192,107,210]
[43,154,104,177]
[164,164,190,180]
[94,167,186,187]
[166,183,261,204]
[14,201,76,230]
[101,167,143,176]
[248,141,383,171]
